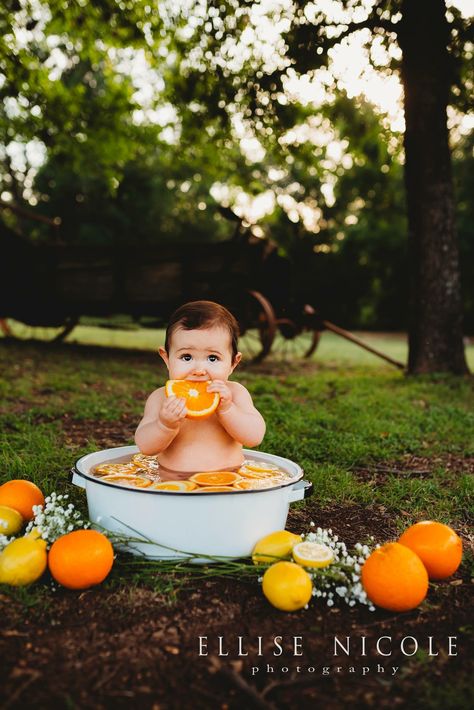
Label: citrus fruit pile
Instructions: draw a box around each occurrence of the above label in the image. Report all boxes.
[252,530,335,611]
[254,520,463,614]
[360,520,463,612]
[0,479,114,589]
[93,456,291,492]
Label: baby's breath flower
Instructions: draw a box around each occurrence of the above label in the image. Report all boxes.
[25,491,89,547]
[301,526,374,610]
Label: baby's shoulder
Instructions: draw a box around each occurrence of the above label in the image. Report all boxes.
[144,386,165,408]
[228,380,253,402]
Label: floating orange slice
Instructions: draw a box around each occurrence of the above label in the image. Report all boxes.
[193,486,236,493]
[165,380,220,418]
[94,463,140,476]
[149,480,197,492]
[233,479,278,490]
[190,471,241,487]
[238,467,283,480]
[101,475,152,488]
[132,454,160,468]
[243,461,281,473]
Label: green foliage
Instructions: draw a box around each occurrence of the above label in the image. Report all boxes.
[0,1,472,331]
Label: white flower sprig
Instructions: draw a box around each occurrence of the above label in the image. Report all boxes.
[303,523,376,611]
[25,492,89,547]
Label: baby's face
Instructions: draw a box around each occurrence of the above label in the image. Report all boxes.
[159,326,241,381]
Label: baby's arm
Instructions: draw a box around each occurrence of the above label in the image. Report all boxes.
[211,381,266,448]
[134,388,186,455]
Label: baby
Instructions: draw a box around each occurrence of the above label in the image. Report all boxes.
[135,300,266,472]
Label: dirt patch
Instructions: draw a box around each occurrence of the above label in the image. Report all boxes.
[59,413,137,449]
[351,454,474,485]
[287,502,398,546]
[31,412,137,449]
[1,501,472,710]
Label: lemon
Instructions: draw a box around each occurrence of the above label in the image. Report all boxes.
[292,541,334,568]
[252,530,302,565]
[0,535,47,586]
[262,561,313,611]
[0,505,24,536]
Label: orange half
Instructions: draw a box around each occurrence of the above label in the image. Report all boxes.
[190,471,242,487]
[165,380,220,419]
[149,480,197,492]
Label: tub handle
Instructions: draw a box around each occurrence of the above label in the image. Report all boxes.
[70,467,86,490]
[288,479,313,503]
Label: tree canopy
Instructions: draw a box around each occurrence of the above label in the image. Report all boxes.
[0,1,472,366]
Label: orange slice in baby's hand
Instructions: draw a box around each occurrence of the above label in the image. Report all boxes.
[165,380,220,419]
[190,471,241,487]
[149,480,197,492]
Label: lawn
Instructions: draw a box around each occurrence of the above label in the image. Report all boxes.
[0,334,473,709]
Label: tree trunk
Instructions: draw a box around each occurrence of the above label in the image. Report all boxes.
[399,0,469,374]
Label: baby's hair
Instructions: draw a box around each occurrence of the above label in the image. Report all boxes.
[165,301,240,361]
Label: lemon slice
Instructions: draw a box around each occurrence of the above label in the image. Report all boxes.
[292,542,334,568]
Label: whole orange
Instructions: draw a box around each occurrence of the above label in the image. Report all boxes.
[361,542,428,612]
[399,521,462,580]
[48,529,114,590]
[0,480,45,521]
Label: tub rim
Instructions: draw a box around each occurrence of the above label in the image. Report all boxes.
[72,445,304,497]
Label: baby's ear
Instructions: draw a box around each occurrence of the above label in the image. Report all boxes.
[232,352,242,371]
[158,347,169,367]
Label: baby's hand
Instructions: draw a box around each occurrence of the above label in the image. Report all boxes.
[159,396,187,429]
[207,380,233,412]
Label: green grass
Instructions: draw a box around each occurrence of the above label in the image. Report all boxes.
[1,333,472,707]
[1,334,472,530]
[3,318,474,369]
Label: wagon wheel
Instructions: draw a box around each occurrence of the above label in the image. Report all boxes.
[238,290,277,363]
[272,318,322,360]
[0,317,78,343]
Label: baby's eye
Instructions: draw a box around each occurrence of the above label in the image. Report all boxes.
[180,354,192,361]
[208,354,220,362]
